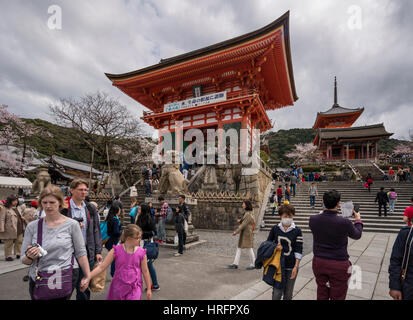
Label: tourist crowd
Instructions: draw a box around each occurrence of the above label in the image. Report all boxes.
[1,163,413,301]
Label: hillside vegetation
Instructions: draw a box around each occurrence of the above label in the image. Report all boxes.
[20,119,406,169]
[266,128,406,168]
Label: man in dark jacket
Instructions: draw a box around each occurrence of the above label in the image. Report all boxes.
[62,178,102,300]
[309,190,363,300]
[389,226,413,300]
[174,194,190,257]
[375,187,389,217]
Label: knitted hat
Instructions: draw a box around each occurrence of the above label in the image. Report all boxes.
[89,201,98,209]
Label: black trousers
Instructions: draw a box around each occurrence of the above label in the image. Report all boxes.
[378,203,388,217]
[29,268,79,300]
[75,259,94,300]
[176,223,186,254]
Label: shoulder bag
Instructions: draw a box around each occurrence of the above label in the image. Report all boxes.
[143,237,159,260]
[32,219,75,300]
[401,226,413,287]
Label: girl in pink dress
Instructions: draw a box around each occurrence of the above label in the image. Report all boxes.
[81,224,152,300]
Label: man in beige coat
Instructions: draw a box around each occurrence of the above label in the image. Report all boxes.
[228,200,256,270]
[0,195,25,261]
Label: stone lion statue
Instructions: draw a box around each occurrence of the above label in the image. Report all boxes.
[32,167,51,194]
[158,151,189,195]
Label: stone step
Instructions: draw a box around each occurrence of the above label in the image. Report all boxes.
[260,226,403,234]
[264,180,413,234]
[264,214,405,220]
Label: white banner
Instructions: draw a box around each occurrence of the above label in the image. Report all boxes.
[164,91,227,113]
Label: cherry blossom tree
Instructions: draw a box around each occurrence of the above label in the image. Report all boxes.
[0,146,24,177]
[392,143,413,160]
[0,104,21,146]
[0,104,52,175]
[286,143,323,165]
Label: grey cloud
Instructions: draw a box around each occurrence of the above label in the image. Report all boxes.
[0,0,411,139]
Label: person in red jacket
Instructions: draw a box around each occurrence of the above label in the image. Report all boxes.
[403,197,413,227]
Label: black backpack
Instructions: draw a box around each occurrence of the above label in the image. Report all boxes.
[269,195,275,203]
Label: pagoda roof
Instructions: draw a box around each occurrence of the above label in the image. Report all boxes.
[312,77,364,129]
[319,105,364,116]
[49,155,102,175]
[105,11,297,112]
[314,123,393,145]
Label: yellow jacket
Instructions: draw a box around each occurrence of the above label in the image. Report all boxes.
[263,248,282,283]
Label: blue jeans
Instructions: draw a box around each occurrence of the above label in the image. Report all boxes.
[310,196,316,207]
[147,258,159,287]
[272,268,297,300]
[145,181,151,196]
[157,218,166,242]
[389,199,396,212]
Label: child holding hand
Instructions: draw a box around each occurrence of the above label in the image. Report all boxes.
[80,224,152,300]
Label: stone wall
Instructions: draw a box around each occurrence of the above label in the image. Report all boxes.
[191,200,244,230]
[188,158,273,230]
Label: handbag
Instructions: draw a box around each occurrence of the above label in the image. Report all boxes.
[401,226,413,287]
[33,219,74,300]
[184,219,189,234]
[89,262,106,293]
[144,239,159,260]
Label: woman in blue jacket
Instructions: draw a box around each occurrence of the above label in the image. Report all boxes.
[105,205,121,277]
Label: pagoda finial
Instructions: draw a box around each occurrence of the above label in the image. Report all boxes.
[334,76,338,106]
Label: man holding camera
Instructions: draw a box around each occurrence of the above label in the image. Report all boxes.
[174,195,191,257]
[62,178,102,300]
[309,190,363,300]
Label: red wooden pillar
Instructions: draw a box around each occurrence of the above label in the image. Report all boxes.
[216,109,225,164]
[366,143,370,160]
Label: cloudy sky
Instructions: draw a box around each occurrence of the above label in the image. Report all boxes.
[1,0,412,139]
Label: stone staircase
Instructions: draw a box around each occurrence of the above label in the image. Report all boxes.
[97,182,149,226]
[350,160,384,181]
[261,181,413,234]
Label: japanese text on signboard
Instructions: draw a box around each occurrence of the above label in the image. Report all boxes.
[164,91,227,113]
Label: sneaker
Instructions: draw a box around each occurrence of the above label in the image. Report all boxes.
[151,284,160,291]
[5,257,13,261]
[246,266,255,270]
[174,253,183,257]
[227,264,238,269]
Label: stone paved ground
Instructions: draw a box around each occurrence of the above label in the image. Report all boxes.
[189,230,314,258]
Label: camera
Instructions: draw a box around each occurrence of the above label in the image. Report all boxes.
[32,243,48,257]
[73,217,84,223]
